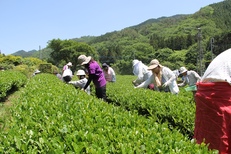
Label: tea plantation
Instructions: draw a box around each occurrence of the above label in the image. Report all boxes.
[0,71,218,153]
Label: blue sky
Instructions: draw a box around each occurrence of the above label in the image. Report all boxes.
[0,0,223,55]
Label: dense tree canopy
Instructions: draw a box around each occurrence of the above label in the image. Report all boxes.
[48,39,98,72]
[11,0,231,75]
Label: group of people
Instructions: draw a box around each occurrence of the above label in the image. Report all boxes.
[59,48,231,153]
[64,55,201,101]
[61,55,116,101]
[35,48,231,153]
[132,49,231,153]
[132,59,201,96]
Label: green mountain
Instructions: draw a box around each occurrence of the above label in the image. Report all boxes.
[84,0,231,71]
[12,48,52,61]
[11,0,231,74]
[13,50,37,57]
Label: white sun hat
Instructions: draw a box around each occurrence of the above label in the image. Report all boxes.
[76,70,86,76]
[179,66,188,74]
[67,62,72,66]
[132,59,140,67]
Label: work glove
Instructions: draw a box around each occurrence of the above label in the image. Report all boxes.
[162,81,170,88]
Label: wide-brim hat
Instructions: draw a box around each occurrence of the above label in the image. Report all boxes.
[179,66,187,74]
[147,59,161,70]
[148,64,159,70]
[78,55,91,65]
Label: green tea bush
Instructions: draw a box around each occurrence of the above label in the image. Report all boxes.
[107,75,196,138]
[0,74,217,153]
[0,70,27,100]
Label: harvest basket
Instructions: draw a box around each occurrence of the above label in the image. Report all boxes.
[185,85,197,91]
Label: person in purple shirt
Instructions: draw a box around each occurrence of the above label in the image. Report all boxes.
[78,55,107,101]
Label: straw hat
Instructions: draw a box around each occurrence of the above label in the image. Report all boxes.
[78,55,91,65]
[147,59,161,70]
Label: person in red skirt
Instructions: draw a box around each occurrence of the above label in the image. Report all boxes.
[194,48,231,153]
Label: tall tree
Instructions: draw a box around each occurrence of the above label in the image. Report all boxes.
[48,39,97,71]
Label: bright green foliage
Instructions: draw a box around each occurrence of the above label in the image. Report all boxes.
[0,70,27,100]
[23,57,44,67]
[38,63,52,73]
[48,39,98,71]
[0,55,23,66]
[13,65,32,77]
[0,74,218,153]
[6,1,231,76]
[107,75,196,138]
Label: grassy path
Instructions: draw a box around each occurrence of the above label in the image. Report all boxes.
[0,89,22,129]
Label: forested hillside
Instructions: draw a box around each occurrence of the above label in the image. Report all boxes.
[12,0,231,75]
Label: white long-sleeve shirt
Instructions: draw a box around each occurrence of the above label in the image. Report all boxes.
[133,61,152,84]
[178,70,201,87]
[136,66,179,94]
[69,78,90,95]
[202,48,231,84]
[62,68,73,78]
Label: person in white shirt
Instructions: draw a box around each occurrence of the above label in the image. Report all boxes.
[193,48,231,153]
[178,67,201,87]
[132,59,153,88]
[135,59,179,94]
[172,69,180,81]
[62,62,72,74]
[102,63,116,82]
[178,66,201,99]
[69,70,90,95]
[62,67,73,83]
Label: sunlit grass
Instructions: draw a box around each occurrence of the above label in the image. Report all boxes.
[0,89,22,130]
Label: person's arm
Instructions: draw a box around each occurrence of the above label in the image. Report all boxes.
[83,75,92,90]
[168,69,176,83]
[135,75,154,88]
[193,71,201,82]
[134,66,144,83]
[111,75,116,82]
[70,80,85,88]
[110,68,116,82]
[162,67,177,88]
[178,78,187,87]
[68,81,78,87]
[62,65,66,74]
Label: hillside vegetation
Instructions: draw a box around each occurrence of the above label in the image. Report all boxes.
[11,0,231,75]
